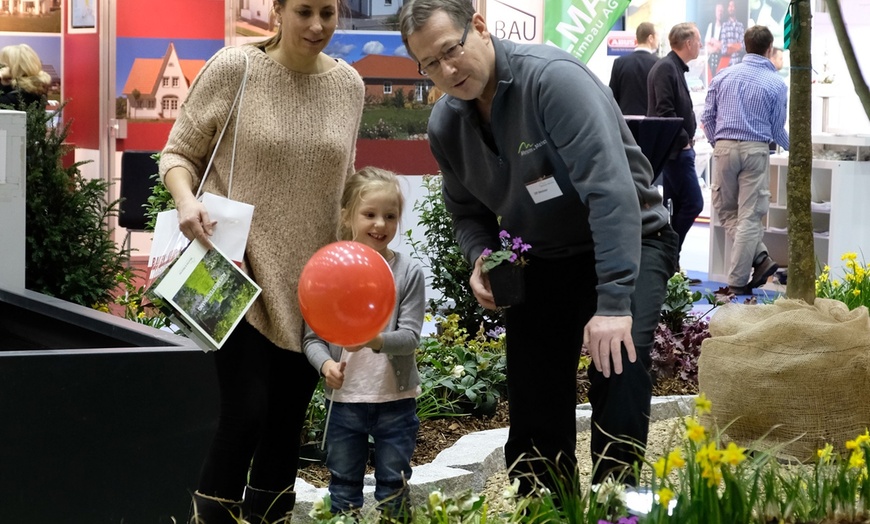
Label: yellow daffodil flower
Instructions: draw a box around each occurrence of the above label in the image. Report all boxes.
[656,487,674,507]
[685,417,706,443]
[817,443,834,464]
[721,441,747,466]
[849,450,866,470]
[695,393,712,415]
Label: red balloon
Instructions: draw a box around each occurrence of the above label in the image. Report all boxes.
[298,241,396,347]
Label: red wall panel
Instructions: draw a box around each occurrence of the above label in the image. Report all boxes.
[62,33,101,149]
[117,0,225,39]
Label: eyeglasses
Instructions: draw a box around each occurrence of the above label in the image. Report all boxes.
[417,20,471,77]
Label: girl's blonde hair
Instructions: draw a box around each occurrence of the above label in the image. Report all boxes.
[0,44,51,95]
[339,167,404,241]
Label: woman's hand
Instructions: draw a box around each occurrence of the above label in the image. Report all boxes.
[175,195,215,245]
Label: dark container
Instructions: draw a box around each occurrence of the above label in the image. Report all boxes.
[0,287,217,524]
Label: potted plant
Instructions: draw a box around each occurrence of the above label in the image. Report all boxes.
[481,230,531,308]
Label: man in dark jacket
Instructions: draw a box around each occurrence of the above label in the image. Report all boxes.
[610,22,659,116]
[647,22,705,258]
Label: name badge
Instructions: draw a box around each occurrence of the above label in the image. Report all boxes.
[525,176,563,204]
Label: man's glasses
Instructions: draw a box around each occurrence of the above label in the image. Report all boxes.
[418,20,471,77]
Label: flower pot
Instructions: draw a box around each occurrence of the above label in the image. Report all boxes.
[487,264,525,308]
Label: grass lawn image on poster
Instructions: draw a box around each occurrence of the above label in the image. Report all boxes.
[155,241,260,351]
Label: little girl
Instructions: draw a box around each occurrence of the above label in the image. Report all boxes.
[303,166,425,519]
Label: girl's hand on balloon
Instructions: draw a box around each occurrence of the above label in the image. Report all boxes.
[321,360,346,389]
[345,334,383,353]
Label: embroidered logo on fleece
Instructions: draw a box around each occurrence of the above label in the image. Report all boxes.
[517,139,547,156]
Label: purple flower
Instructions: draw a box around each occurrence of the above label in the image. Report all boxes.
[481,248,493,257]
[509,253,518,263]
[618,517,639,524]
[511,237,524,250]
[498,230,510,239]
[486,326,506,338]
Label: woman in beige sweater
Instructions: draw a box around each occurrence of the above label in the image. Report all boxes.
[159,0,364,521]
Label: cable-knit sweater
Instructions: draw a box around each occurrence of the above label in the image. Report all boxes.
[159,45,365,351]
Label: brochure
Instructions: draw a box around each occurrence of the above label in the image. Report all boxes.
[151,239,261,352]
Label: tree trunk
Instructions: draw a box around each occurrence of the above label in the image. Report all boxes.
[786,0,815,303]
[825,0,870,121]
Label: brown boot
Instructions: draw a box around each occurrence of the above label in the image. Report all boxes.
[243,485,295,524]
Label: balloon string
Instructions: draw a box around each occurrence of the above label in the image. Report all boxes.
[320,348,345,451]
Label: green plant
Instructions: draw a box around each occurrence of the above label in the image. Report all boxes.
[815,252,870,311]
[660,271,702,333]
[107,266,171,329]
[407,175,501,334]
[416,314,507,416]
[303,382,329,445]
[23,101,129,307]
[143,152,175,231]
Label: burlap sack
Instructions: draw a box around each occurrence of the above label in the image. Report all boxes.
[698,298,870,461]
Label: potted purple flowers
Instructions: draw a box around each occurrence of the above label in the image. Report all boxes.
[481,230,531,307]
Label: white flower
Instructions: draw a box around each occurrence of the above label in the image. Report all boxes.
[451,365,465,378]
[308,496,326,519]
[428,490,444,508]
[459,494,481,512]
[502,478,521,499]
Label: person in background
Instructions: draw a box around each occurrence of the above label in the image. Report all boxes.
[609,22,659,116]
[647,23,704,262]
[399,0,678,497]
[719,0,747,72]
[705,2,725,82]
[770,46,784,71]
[159,0,364,522]
[0,43,50,109]
[701,25,788,295]
[304,167,425,520]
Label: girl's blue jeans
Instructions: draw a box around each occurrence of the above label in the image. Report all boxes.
[325,398,419,515]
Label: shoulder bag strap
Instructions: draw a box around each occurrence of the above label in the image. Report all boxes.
[194,49,250,200]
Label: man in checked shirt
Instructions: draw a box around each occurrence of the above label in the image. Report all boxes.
[702,25,789,295]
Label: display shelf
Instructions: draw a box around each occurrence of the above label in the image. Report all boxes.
[708,135,870,284]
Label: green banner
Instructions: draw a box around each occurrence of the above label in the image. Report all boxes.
[543,0,632,63]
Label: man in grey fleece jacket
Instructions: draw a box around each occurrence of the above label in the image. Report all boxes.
[400,0,679,494]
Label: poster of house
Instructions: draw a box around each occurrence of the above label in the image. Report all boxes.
[116,37,223,121]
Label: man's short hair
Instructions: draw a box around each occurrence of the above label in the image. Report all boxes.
[668,23,697,50]
[744,25,774,55]
[398,0,475,59]
[636,22,656,45]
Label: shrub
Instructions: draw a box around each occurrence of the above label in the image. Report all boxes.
[23,101,129,307]
[406,174,502,335]
[417,314,507,416]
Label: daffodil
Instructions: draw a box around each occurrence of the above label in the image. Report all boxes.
[695,393,712,415]
[685,417,706,443]
[849,450,866,470]
[721,441,747,466]
[817,443,834,464]
[656,487,674,507]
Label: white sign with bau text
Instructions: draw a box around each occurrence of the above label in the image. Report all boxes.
[485,0,544,44]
